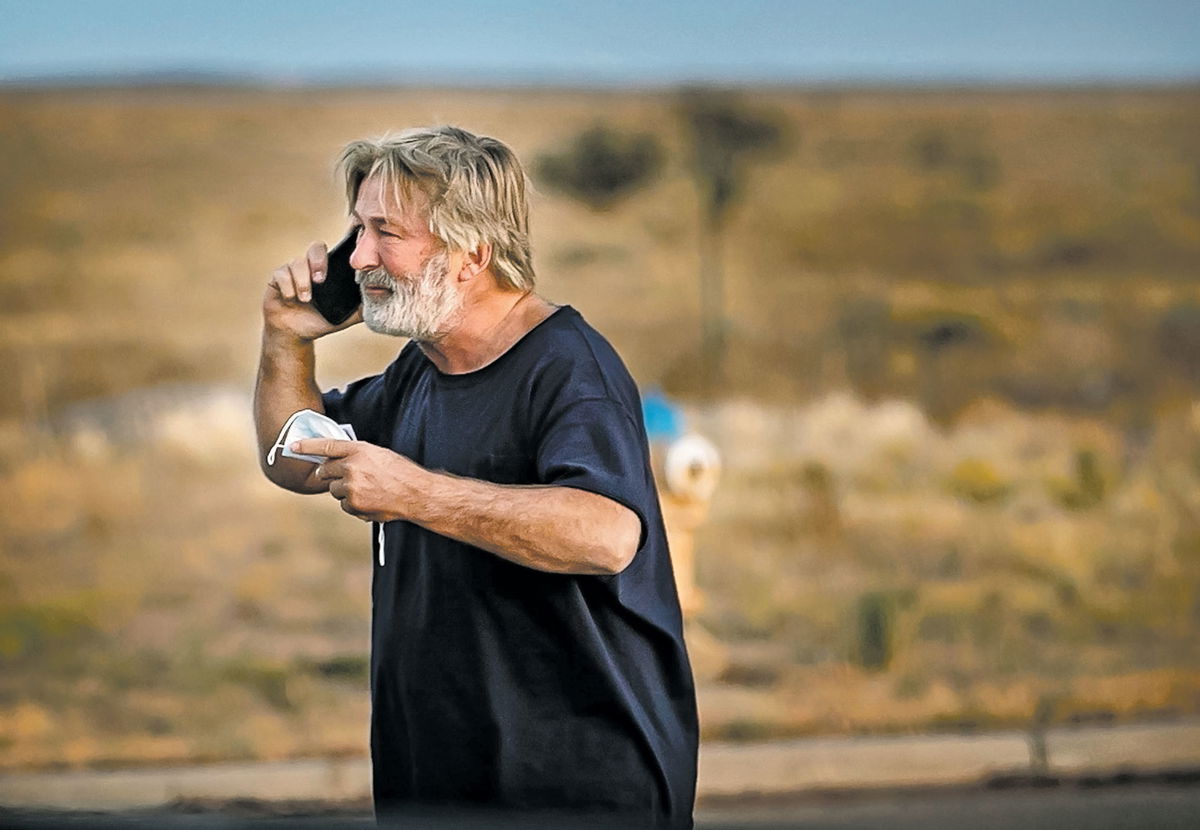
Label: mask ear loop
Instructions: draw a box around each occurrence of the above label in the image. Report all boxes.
[265,409,305,466]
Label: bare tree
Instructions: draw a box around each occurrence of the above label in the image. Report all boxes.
[678,90,787,390]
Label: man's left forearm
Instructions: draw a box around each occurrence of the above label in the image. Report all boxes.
[297,438,641,575]
[407,470,641,576]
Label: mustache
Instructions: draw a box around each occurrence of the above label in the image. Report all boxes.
[355,267,394,289]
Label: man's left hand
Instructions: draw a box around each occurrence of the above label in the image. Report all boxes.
[292,439,425,522]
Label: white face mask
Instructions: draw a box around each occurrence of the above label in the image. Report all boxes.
[266,409,357,466]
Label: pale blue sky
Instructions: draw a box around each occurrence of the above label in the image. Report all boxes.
[1,0,1197,85]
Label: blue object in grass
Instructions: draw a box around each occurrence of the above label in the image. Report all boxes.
[642,387,684,443]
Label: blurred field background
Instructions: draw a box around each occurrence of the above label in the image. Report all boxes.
[1,82,1199,772]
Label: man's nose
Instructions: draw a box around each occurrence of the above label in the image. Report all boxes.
[349,232,377,271]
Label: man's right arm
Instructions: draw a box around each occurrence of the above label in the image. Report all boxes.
[253,240,362,493]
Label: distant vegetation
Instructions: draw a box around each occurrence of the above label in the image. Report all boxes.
[0,84,1198,768]
[676,89,788,389]
[534,124,664,210]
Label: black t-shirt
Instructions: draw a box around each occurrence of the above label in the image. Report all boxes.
[322,306,698,828]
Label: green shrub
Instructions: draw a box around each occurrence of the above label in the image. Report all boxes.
[1048,448,1108,510]
[534,125,664,211]
[856,592,894,671]
[221,658,293,711]
[947,458,1012,504]
[0,601,101,662]
[308,654,369,683]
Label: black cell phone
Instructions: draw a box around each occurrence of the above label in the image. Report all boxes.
[310,229,361,325]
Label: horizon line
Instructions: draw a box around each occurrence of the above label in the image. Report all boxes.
[3,67,1199,93]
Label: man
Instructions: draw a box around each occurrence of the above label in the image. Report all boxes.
[254,126,698,827]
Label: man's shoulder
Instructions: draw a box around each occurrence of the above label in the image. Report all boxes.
[523,306,638,404]
[532,306,629,376]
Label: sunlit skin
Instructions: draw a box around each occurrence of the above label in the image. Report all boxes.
[253,173,641,575]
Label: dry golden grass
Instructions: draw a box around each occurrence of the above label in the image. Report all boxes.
[1,84,1199,770]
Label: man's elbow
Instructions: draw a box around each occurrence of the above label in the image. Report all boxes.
[259,457,326,495]
[594,508,641,575]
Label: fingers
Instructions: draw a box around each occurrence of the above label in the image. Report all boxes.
[269,263,297,301]
[339,498,372,521]
[313,459,344,481]
[329,479,371,522]
[292,438,356,459]
[290,258,313,303]
[307,241,328,284]
[268,242,327,303]
[267,258,310,302]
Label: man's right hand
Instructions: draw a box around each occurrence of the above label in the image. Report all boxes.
[262,240,362,341]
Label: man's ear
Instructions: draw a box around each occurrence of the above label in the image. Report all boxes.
[457,242,493,282]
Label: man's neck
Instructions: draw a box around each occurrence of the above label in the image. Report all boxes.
[417,289,558,375]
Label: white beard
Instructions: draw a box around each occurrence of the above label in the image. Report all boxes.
[356,251,461,340]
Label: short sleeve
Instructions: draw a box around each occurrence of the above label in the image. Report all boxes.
[535,397,654,551]
[321,374,385,446]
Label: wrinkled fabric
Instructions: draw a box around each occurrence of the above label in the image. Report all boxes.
[323,306,698,828]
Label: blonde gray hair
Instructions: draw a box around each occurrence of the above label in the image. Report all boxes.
[337,126,535,291]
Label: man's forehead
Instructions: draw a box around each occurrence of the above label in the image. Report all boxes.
[353,173,429,227]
